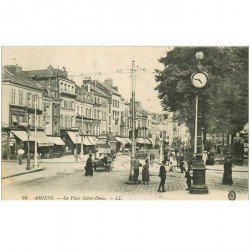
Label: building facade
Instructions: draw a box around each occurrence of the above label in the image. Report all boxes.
[2,65,44,159]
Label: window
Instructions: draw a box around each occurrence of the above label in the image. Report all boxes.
[37,96,40,109]
[77,105,79,114]
[18,91,23,106]
[19,115,24,123]
[31,94,35,107]
[26,93,31,106]
[11,114,17,125]
[11,89,16,105]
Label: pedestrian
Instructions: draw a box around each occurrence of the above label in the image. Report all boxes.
[202,151,208,165]
[74,148,78,162]
[149,152,155,161]
[185,164,193,190]
[17,147,25,165]
[85,154,93,176]
[179,152,185,173]
[222,156,234,185]
[142,159,150,185]
[169,153,174,171]
[158,160,167,192]
[133,158,140,182]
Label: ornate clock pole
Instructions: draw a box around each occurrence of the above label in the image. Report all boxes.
[190,51,209,194]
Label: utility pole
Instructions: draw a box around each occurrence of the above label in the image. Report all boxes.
[34,94,38,168]
[80,114,84,160]
[125,60,140,184]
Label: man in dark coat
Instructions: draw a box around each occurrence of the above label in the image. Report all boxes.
[179,152,185,173]
[185,164,193,190]
[133,158,140,182]
[158,161,167,192]
[85,154,93,176]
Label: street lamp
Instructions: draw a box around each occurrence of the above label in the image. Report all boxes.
[34,94,39,168]
[26,121,31,170]
[80,114,84,160]
[190,51,209,194]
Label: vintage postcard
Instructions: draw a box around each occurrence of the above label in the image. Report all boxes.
[1,46,248,200]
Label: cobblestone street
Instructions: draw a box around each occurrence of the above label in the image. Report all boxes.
[2,154,248,200]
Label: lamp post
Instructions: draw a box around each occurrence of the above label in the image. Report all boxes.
[80,114,84,160]
[26,122,31,170]
[190,51,209,194]
[34,94,38,168]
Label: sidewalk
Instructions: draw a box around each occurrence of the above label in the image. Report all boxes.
[1,161,44,179]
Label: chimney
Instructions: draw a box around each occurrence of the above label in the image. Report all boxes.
[113,86,118,92]
[104,78,113,87]
[83,77,91,85]
[15,65,22,73]
[47,65,53,77]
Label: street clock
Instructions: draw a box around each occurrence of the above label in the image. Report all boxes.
[191,72,208,89]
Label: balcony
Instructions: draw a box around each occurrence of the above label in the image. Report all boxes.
[10,104,43,115]
[60,91,76,99]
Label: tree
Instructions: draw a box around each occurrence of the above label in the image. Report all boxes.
[155,47,248,147]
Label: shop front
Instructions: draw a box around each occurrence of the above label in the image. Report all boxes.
[47,136,66,157]
[30,131,54,158]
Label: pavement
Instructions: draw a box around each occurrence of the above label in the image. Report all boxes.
[1,154,248,200]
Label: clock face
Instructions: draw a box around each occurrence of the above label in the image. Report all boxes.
[191,72,208,89]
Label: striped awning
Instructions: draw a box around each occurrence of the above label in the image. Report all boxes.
[47,136,65,146]
[30,131,54,147]
[87,136,97,145]
[11,130,34,142]
[116,137,128,144]
[144,139,152,144]
[125,138,131,144]
[136,138,145,144]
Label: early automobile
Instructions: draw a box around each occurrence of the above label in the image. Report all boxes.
[136,148,148,159]
[93,154,114,172]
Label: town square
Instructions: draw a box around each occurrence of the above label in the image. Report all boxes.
[1,46,248,200]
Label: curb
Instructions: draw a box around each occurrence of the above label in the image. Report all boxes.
[2,168,44,179]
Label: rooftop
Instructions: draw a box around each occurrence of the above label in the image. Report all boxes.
[2,65,43,91]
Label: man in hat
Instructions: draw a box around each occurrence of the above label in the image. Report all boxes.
[17,147,25,165]
[85,154,93,176]
[158,160,167,192]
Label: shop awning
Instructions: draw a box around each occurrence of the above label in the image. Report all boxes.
[67,131,92,145]
[67,131,79,144]
[148,138,154,144]
[116,137,123,143]
[116,137,128,144]
[164,139,170,143]
[136,138,145,144]
[11,130,34,142]
[83,136,92,146]
[144,139,152,144]
[30,131,54,147]
[87,136,97,145]
[125,138,131,144]
[47,136,65,146]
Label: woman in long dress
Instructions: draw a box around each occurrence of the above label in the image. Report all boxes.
[142,159,150,185]
[222,156,233,185]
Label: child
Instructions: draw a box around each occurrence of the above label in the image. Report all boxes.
[185,164,193,190]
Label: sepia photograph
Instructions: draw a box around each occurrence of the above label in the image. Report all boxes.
[1,46,248,200]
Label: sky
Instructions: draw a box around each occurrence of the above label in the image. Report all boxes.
[2,47,170,113]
